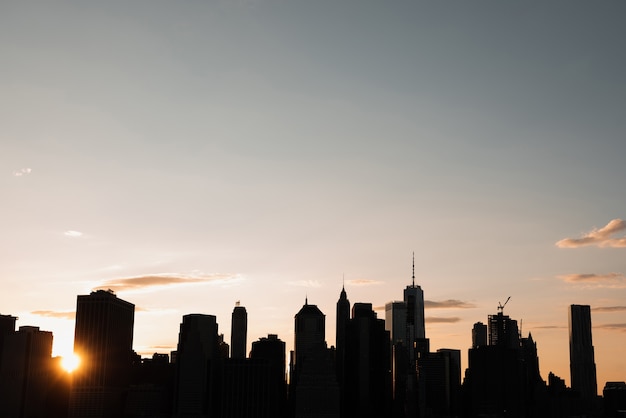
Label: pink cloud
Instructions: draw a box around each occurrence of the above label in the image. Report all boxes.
[558,272,626,288]
[31,310,75,320]
[556,219,626,248]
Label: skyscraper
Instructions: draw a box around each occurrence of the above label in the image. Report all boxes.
[344,303,391,418]
[336,285,350,389]
[488,312,519,348]
[385,301,407,345]
[69,290,135,418]
[0,326,53,418]
[472,322,487,348]
[404,254,425,362]
[174,314,221,418]
[231,302,247,359]
[569,304,597,401]
[291,298,339,418]
[294,297,325,367]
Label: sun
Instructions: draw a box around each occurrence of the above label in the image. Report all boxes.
[61,353,80,373]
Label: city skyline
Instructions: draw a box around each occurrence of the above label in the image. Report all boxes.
[2,0,625,397]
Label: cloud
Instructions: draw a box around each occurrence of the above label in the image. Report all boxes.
[373,305,385,312]
[286,280,322,288]
[94,272,241,292]
[346,279,384,286]
[31,310,75,320]
[13,168,32,177]
[64,230,83,237]
[425,299,475,309]
[426,317,461,324]
[596,323,626,332]
[532,325,566,330]
[558,272,626,288]
[556,219,626,248]
[592,306,626,313]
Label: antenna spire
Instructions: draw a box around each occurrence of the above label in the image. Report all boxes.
[412,252,415,287]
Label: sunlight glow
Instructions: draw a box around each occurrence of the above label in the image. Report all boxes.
[61,353,80,373]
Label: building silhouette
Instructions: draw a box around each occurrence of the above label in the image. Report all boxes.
[335,285,350,415]
[343,303,391,418]
[0,325,53,418]
[385,256,424,417]
[174,313,221,418]
[69,289,135,418]
[250,334,287,417]
[569,304,598,402]
[417,348,462,418]
[231,303,247,359]
[404,254,425,357]
[0,314,17,370]
[290,298,339,418]
[385,301,407,346]
[472,322,487,348]
[463,308,547,418]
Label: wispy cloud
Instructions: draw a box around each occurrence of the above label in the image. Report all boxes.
[13,168,32,177]
[346,279,384,286]
[373,305,385,312]
[426,317,461,324]
[596,323,626,332]
[64,230,83,238]
[31,310,75,320]
[425,299,475,309]
[94,272,241,292]
[558,272,626,288]
[592,306,626,313]
[532,325,566,330]
[556,219,626,248]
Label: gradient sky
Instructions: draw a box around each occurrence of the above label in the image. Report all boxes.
[2,0,625,393]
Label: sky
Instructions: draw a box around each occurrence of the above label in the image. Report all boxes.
[1,0,625,393]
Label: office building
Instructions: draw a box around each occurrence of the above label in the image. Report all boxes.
[69,290,135,418]
[174,313,221,418]
[569,304,597,401]
[291,298,339,418]
[344,303,391,418]
[385,301,407,346]
[472,322,487,348]
[231,303,248,359]
[0,326,53,418]
[488,312,519,349]
[336,285,350,390]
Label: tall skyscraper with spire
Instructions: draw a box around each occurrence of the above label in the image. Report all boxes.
[336,283,350,378]
[231,302,247,359]
[569,304,597,401]
[404,253,425,344]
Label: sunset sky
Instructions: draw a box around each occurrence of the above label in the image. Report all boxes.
[2,0,625,392]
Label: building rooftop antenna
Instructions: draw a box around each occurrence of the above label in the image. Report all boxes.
[412,252,415,287]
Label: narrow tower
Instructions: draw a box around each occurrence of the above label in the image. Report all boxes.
[569,304,597,400]
[404,253,425,344]
[231,302,248,359]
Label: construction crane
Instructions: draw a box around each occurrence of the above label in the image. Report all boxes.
[497,296,511,314]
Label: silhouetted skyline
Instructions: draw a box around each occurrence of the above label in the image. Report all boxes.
[2,0,625,395]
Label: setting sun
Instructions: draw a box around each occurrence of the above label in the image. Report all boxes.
[61,353,80,373]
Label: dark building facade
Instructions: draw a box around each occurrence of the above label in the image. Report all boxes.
[343,303,391,418]
[569,304,597,402]
[230,303,247,359]
[174,313,221,418]
[69,290,135,418]
[0,325,54,418]
[250,334,287,417]
[290,299,339,418]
